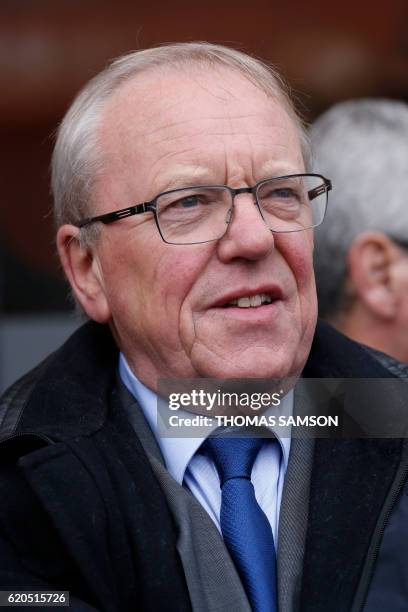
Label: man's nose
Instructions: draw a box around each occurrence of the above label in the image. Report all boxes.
[216,193,275,262]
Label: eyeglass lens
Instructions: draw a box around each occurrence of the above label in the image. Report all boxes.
[156,175,327,244]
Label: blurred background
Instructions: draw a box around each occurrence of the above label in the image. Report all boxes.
[2,0,408,390]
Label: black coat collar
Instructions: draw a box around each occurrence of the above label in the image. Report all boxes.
[14,321,118,439]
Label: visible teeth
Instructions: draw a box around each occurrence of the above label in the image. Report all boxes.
[237,297,251,308]
[230,293,273,308]
[250,295,262,307]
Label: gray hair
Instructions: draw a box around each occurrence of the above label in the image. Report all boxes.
[51,41,310,238]
[311,98,408,319]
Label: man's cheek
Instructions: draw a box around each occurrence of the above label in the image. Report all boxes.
[178,300,200,355]
[153,247,206,283]
[285,242,314,284]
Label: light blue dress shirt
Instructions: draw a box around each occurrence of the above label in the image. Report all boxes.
[119,353,292,547]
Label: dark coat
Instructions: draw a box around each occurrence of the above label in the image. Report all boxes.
[0,320,407,611]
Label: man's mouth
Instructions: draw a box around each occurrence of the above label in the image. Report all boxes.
[212,287,283,310]
[224,293,273,308]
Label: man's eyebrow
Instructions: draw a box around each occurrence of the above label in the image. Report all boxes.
[156,167,215,192]
[154,161,303,195]
[258,160,301,178]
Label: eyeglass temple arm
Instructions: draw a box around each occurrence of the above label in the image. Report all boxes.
[308,179,332,201]
[77,202,155,228]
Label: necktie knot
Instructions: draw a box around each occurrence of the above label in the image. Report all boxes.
[204,436,264,487]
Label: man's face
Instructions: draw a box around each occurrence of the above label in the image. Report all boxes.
[88,66,317,389]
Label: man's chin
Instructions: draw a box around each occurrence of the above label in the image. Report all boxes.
[192,351,300,382]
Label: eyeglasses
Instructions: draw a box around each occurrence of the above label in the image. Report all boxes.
[77,173,332,245]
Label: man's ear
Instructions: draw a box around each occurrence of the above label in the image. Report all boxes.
[56,225,111,323]
[347,231,397,320]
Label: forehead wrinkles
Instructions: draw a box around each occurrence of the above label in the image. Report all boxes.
[142,116,300,179]
[143,112,291,146]
[100,64,281,141]
[97,67,301,192]
[114,106,295,166]
[143,125,295,182]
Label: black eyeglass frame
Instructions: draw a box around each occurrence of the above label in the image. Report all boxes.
[77,173,332,244]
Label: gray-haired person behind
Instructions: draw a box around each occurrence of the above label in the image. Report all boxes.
[311,99,408,364]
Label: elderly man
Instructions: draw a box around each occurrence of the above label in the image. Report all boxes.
[312,99,408,364]
[1,44,408,612]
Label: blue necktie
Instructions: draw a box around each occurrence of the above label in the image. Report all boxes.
[204,436,278,612]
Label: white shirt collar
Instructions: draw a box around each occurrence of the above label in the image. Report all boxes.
[119,353,292,484]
